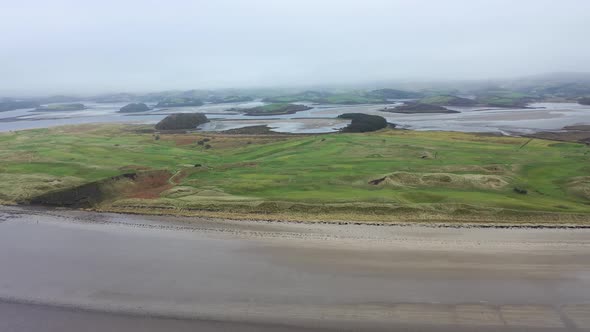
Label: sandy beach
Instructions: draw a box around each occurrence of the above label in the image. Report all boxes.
[1,205,589,331]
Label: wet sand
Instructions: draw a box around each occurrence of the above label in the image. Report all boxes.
[1,205,589,331]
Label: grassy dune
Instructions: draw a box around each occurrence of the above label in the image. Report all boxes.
[1,124,589,223]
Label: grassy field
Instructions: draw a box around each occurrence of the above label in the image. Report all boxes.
[1,124,589,223]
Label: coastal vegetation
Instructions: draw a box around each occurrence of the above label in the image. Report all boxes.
[1,124,589,223]
[0,124,589,223]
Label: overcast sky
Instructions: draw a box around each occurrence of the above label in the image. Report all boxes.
[1,0,590,95]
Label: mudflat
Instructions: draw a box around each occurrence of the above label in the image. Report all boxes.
[1,205,589,331]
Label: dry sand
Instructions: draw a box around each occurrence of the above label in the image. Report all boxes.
[1,205,589,331]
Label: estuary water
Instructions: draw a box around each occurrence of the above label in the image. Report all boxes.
[1,100,589,134]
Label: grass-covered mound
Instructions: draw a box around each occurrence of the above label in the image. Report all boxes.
[1,124,590,223]
[156,98,204,108]
[338,113,388,132]
[155,113,209,130]
[381,103,459,114]
[119,103,149,113]
[231,103,312,116]
[35,103,86,111]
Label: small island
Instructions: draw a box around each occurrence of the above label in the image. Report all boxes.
[119,103,150,113]
[35,103,87,111]
[579,97,590,105]
[380,103,459,114]
[155,98,204,108]
[230,103,312,116]
[338,113,389,133]
[155,113,209,130]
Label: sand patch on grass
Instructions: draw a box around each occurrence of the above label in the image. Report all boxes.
[568,177,590,200]
[372,172,509,190]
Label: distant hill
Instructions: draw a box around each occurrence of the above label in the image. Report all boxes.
[366,89,423,99]
[264,91,391,104]
[208,96,253,104]
[501,72,590,100]
[263,91,333,103]
[95,93,137,103]
[420,95,477,106]
[155,98,204,108]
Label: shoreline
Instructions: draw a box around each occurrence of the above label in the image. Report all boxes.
[4,203,590,229]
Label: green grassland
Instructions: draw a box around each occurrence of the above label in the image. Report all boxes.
[1,124,590,223]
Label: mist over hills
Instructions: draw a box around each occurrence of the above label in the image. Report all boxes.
[3,72,590,105]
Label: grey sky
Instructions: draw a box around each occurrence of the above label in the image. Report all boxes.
[1,0,590,95]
